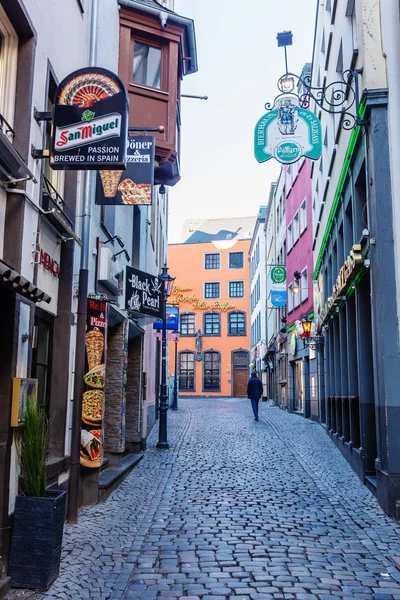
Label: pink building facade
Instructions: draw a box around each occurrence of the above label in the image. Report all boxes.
[284,158,318,419]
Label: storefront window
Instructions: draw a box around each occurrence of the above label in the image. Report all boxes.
[31,316,53,410]
[203,351,220,391]
[133,41,161,89]
[179,352,195,390]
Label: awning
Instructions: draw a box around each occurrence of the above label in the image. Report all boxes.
[0,260,51,303]
[0,127,35,184]
[108,302,145,338]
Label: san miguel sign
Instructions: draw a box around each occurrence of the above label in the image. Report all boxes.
[254,96,322,165]
[50,67,128,170]
[125,266,162,319]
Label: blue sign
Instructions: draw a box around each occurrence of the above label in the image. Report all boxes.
[271,290,287,307]
[153,306,179,331]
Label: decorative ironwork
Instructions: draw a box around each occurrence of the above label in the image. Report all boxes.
[303,336,324,352]
[265,68,367,131]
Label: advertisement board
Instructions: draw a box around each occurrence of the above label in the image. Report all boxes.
[153,306,179,331]
[51,67,128,170]
[269,265,287,307]
[255,96,322,165]
[80,298,108,468]
[96,136,155,205]
[125,266,162,319]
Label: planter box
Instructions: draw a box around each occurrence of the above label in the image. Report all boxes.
[9,489,66,590]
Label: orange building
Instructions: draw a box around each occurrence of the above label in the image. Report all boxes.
[167,217,256,397]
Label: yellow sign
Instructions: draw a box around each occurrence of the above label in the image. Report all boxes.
[170,285,235,312]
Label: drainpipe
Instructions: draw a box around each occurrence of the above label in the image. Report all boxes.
[67,0,99,524]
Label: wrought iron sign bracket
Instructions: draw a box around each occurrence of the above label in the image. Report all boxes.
[268,67,367,131]
[128,126,165,134]
[303,336,324,352]
[34,109,52,123]
[31,146,50,160]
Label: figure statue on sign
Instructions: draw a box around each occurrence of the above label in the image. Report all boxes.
[278,97,299,135]
[195,329,203,360]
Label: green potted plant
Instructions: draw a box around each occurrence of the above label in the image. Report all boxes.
[8,397,66,590]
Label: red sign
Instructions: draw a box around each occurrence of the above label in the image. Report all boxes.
[39,249,60,278]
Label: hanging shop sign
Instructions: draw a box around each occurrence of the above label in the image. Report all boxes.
[254,96,322,165]
[51,67,128,170]
[318,244,364,327]
[268,265,287,307]
[169,285,235,312]
[80,298,108,469]
[96,136,155,205]
[125,266,163,319]
[153,306,179,331]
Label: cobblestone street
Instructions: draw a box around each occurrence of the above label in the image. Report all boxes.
[7,399,400,600]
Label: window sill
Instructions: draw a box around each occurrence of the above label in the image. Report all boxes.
[203,334,221,337]
[129,83,169,96]
[228,333,246,337]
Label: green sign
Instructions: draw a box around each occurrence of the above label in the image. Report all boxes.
[270,266,286,284]
[254,96,322,165]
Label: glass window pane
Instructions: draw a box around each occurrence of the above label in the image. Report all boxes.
[229,252,244,268]
[133,42,161,89]
[179,352,195,390]
[205,254,220,269]
[37,322,50,364]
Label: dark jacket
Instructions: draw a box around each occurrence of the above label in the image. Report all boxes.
[247,376,263,400]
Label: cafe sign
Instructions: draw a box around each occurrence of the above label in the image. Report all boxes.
[51,67,128,170]
[268,265,287,307]
[254,96,322,165]
[125,266,162,319]
[169,286,235,312]
[317,244,364,327]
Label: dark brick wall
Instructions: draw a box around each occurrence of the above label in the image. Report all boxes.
[104,323,126,454]
[126,336,143,444]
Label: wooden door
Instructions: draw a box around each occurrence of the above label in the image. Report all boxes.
[232,350,249,397]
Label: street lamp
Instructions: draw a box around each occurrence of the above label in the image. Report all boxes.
[171,332,180,411]
[157,265,175,449]
[300,318,324,352]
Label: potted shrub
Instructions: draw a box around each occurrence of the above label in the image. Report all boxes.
[8,397,66,590]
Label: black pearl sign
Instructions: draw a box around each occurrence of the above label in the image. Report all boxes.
[50,67,128,170]
[125,266,163,319]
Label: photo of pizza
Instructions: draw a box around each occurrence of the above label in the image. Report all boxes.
[84,365,105,389]
[82,389,103,425]
[118,178,152,205]
[58,72,121,107]
[85,327,104,371]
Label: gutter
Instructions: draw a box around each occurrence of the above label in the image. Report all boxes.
[118,0,198,75]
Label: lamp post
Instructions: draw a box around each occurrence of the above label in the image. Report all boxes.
[171,332,180,410]
[157,265,175,449]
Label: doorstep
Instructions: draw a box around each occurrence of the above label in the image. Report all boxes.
[0,576,10,600]
[98,453,143,502]
[365,474,377,496]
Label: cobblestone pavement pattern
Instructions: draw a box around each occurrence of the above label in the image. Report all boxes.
[7,399,400,600]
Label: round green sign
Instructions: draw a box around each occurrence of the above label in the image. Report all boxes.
[274,141,302,164]
[271,266,286,284]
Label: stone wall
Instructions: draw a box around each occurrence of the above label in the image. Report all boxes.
[126,335,143,446]
[104,322,126,454]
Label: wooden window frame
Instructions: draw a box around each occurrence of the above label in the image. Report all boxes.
[180,312,196,336]
[203,312,221,336]
[203,350,221,392]
[228,311,246,336]
[130,32,168,93]
[179,351,195,391]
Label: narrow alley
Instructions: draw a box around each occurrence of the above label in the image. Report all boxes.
[8,399,400,600]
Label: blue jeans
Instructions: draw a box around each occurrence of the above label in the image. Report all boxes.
[250,398,259,419]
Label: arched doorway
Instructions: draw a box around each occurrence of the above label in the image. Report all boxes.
[232,350,249,397]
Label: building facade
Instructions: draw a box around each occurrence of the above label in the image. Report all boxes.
[285,157,316,418]
[311,0,400,517]
[249,206,267,392]
[0,0,197,593]
[168,217,255,398]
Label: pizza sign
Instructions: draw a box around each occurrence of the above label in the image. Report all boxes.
[50,67,128,170]
[95,136,155,206]
[80,298,108,469]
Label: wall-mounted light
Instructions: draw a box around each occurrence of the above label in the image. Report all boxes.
[280,76,295,93]
[159,184,166,195]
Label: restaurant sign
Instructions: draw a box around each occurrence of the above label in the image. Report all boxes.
[169,286,235,312]
[80,298,108,469]
[51,67,128,170]
[316,244,364,328]
[96,136,155,205]
[254,96,322,165]
[125,266,162,319]
[268,265,287,307]
[153,306,179,331]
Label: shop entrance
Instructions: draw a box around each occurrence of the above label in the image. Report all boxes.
[232,350,249,397]
[293,360,304,412]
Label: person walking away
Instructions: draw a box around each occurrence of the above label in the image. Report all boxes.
[247,371,263,421]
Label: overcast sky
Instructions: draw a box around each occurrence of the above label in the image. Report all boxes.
[168,0,317,242]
